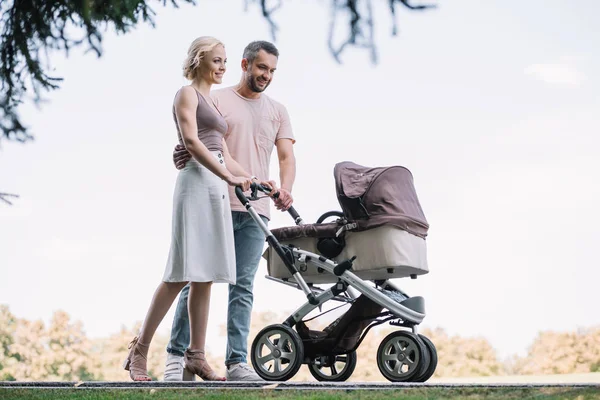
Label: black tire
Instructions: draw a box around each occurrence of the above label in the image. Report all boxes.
[409,334,430,382]
[250,324,304,381]
[413,334,438,382]
[308,351,357,382]
[376,330,427,382]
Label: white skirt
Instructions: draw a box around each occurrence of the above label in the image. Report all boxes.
[163,151,236,284]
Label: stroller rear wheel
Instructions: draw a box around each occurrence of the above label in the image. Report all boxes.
[376,330,427,382]
[308,351,357,382]
[250,324,304,381]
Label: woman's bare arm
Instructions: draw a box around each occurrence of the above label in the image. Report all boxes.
[174,87,233,182]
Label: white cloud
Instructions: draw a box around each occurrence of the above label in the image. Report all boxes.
[524,61,586,86]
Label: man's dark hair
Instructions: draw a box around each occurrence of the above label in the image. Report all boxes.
[243,41,279,64]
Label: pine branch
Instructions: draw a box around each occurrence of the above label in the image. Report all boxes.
[0,192,19,206]
[0,0,195,145]
[1,0,435,146]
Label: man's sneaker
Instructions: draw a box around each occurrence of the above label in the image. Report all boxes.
[226,362,264,381]
[164,353,185,381]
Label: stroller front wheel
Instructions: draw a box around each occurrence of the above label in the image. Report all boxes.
[413,334,438,382]
[308,350,357,382]
[376,330,427,382]
[250,324,304,381]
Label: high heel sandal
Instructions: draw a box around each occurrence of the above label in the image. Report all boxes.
[123,336,151,381]
[184,349,226,381]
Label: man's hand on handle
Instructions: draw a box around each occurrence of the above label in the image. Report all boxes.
[256,180,293,211]
[256,179,278,196]
[274,188,293,211]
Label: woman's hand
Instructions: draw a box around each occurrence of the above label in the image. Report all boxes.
[226,176,252,191]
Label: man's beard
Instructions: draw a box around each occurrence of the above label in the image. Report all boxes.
[247,75,270,93]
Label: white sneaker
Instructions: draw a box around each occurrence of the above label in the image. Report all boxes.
[163,353,185,381]
[226,362,264,381]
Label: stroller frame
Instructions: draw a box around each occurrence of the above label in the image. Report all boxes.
[235,184,436,383]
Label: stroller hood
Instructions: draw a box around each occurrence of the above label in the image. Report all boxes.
[334,161,429,238]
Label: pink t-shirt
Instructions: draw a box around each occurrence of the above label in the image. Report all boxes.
[212,87,295,219]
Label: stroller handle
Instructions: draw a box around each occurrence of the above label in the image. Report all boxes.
[234,185,249,205]
[235,183,303,225]
[235,183,316,306]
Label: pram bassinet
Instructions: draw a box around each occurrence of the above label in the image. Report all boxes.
[264,161,430,283]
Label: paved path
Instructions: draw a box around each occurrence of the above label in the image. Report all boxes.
[2,381,600,390]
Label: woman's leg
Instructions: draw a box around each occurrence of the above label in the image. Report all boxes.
[185,281,225,381]
[139,281,188,344]
[125,281,187,381]
[188,281,212,350]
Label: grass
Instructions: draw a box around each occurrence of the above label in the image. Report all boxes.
[1,387,600,400]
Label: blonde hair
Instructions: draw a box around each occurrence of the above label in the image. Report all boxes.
[183,36,224,81]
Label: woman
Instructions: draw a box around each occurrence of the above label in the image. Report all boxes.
[123,36,254,381]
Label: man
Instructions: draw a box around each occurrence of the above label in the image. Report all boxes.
[164,41,296,382]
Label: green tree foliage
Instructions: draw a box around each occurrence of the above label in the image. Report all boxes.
[0,305,18,380]
[511,327,600,375]
[0,0,435,145]
[419,327,505,378]
[8,306,593,381]
[0,0,194,144]
[0,307,95,381]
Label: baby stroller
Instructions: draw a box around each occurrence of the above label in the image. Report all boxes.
[234,161,437,383]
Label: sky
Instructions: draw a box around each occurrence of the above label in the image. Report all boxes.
[1,0,599,362]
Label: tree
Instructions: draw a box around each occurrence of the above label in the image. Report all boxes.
[0,306,176,381]
[0,192,19,205]
[0,305,18,380]
[420,327,506,378]
[3,305,600,381]
[2,315,49,380]
[0,0,192,145]
[44,311,95,381]
[0,0,436,146]
[511,327,600,375]
[0,308,95,381]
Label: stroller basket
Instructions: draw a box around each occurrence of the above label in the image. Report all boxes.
[297,294,384,356]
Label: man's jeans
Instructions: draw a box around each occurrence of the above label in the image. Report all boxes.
[166,211,268,366]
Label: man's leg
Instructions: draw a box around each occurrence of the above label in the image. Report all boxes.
[164,283,192,381]
[225,211,268,381]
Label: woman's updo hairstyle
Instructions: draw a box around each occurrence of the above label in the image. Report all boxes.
[183,36,224,81]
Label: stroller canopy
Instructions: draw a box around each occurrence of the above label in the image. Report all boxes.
[334,161,429,238]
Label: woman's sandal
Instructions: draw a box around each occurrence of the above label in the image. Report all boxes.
[123,336,151,381]
[184,349,226,381]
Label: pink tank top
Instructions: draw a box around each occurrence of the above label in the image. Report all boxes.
[173,88,228,151]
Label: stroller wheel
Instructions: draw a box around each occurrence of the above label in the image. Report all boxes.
[376,330,427,382]
[316,211,344,224]
[308,351,357,382]
[250,324,304,381]
[413,334,438,382]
